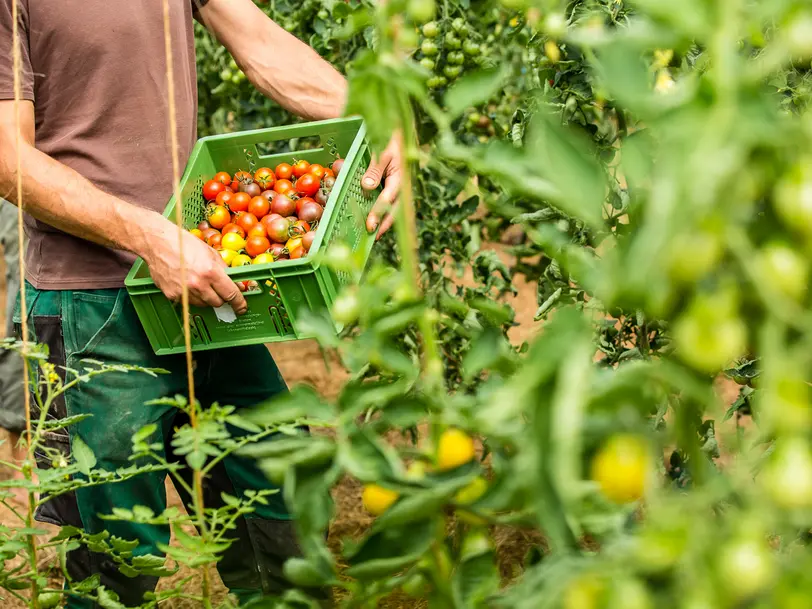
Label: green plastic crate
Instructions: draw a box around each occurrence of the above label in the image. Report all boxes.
[124,117,377,355]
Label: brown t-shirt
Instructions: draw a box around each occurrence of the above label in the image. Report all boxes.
[0,0,207,289]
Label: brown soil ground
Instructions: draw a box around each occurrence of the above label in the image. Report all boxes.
[0,243,739,608]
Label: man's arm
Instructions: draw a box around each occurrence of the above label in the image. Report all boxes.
[0,101,247,313]
[199,0,403,236]
[198,0,347,120]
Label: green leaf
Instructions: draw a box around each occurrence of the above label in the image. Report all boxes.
[97,588,126,609]
[72,436,97,476]
[445,68,508,118]
[283,557,333,588]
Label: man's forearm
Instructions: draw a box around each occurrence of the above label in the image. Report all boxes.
[0,133,171,264]
[201,0,348,121]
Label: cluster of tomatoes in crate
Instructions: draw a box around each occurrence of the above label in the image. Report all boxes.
[190,158,344,273]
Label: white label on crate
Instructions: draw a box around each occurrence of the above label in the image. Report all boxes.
[214,305,237,324]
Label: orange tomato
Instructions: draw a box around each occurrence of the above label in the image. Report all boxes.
[245,235,272,258]
[229,191,252,213]
[275,163,293,180]
[213,171,232,186]
[273,179,294,195]
[309,164,326,180]
[322,168,335,179]
[248,224,268,239]
[222,223,246,238]
[215,190,235,209]
[189,228,205,241]
[206,205,231,230]
[292,159,311,178]
[254,167,275,190]
[249,196,271,219]
[286,236,305,259]
[234,211,259,233]
[207,232,223,248]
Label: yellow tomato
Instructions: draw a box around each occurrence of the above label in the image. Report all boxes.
[455,476,488,505]
[590,434,651,504]
[218,249,237,265]
[436,429,476,471]
[189,228,205,241]
[362,484,399,516]
[230,254,252,268]
[252,252,276,265]
[221,232,247,252]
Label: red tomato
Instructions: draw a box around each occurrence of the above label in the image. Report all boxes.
[234,212,259,233]
[203,180,226,202]
[222,223,246,238]
[332,159,344,176]
[292,160,311,178]
[215,190,235,209]
[249,196,271,219]
[248,224,268,239]
[291,219,311,236]
[197,220,211,231]
[296,196,316,215]
[260,213,282,234]
[201,228,219,241]
[245,235,272,258]
[229,191,252,213]
[274,179,294,195]
[295,174,320,197]
[231,170,253,191]
[213,171,232,186]
[270,194,297,217]
[239,181,262,198]
[267,217,292,244]
[207,232,223,248]
[299,201,324,223]
[309,164,326,180]
[275,163,293,180]
[254,167,276,191]
[206,205,231,230]
[269,242,287,260]
[286,236,305,259]
[302,231,316,252]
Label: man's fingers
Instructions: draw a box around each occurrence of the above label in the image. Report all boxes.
[362,153,387,191]
[376,213,396,241]
[366,178,400,234]
[211,271,248,315]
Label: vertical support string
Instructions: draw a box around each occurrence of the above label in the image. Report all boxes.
[11,0,39,606]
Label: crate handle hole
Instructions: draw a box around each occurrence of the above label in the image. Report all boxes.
[256,135,325,158]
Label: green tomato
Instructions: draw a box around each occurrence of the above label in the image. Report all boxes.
[463,39,481,56]
[451,17,469,37]
[37,593,62,609]
[317,8,329,19]
[230,74,243,85]
[717,539,775,602]
[672,294,747,374]
[421,39,440,56]
[607,578,652,609]
[444,31,462,49]
[761,437,812,509]
[544,12,568,37]
[422,21,440,38]
[448,51,465,65]
[443,65,463,79]
[667,230,722,283]
[401,572,429,597]
[757,242,809,302]
[427,76,445,89]
[228,58,238,70]
[774,159,812,239]
[467,111,482,124]
[400,28,419,48]
[220,68,234,82]
[420,57,436,71]
[332,289,360,326]
[407,0,436,24]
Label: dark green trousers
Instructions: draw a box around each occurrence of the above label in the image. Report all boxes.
[15,282,308,608]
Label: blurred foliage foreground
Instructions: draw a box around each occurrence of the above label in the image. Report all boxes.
[5,0,812,608]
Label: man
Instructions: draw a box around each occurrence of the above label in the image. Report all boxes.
[0,200,25,479]
[0,0,401,606]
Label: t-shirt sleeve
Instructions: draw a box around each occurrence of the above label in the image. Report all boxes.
[0,0,34,102]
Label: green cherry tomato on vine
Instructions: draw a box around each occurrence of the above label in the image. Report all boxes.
[420,57,436,71]
[444,65,463,79]
[421,39,439,56]
[463,39,481,56]
[608,578,652,609]
[422,21,440,38]
[332,289,360,326]
[774,159,812,239]
[427,76,447,89]
[37,594,62,609]
[317,8,328,18]
[407,0,436,23]
[672,293,747,374]
[220,69,233,82]
[668,230,722,283]
[448,51,465,65]
[717,539,775,602]
[445,32,462,49]
[757,242,809,302]
[761,437,812,509]
[400,28,419,48]
[451,17,469,37]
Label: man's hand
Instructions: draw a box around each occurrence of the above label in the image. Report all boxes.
[144,220,248,315]
[363,132,404,240]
